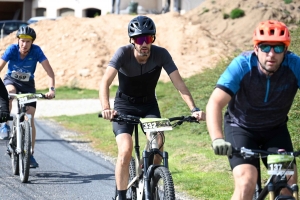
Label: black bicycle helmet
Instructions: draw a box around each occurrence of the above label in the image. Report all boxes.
[128,16,156,38]
[16,26,36,41]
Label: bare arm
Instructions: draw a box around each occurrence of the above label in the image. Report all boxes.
[169,70,205,121]
[0,58,7,72]
[169,70,196,110]
[206,88,231,141]
[99,66,118,119]
[40,59,55,98]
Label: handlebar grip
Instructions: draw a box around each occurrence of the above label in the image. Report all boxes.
[169,116,185,121]
[98,113,103,118]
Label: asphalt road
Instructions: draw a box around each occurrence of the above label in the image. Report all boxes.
[0,118,116,200]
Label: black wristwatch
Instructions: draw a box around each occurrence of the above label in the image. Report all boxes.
[191,107,201,113]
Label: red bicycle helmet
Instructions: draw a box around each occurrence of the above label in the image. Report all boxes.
[253,20,291,47]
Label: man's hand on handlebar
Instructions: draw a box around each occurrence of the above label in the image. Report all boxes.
[44,91,55,99]
[192,111,206,121]
[101,109,117,120]
[212,138,232,156]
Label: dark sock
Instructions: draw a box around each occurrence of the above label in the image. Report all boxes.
[117,190,127,200]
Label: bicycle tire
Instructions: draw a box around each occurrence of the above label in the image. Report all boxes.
[150,166,175,200]
[11,118,19,175]
[19,120,31,183]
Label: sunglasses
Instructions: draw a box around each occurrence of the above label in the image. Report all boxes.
[258,44,286,54]
[133,35,153,45]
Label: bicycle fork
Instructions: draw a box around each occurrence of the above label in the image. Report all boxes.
[143,131,169,200]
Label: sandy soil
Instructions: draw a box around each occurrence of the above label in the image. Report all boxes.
[1,0,300,90]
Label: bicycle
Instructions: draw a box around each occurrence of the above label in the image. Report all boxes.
[232,147,300,200]
[6,93,48,183]
[98,113,199,200]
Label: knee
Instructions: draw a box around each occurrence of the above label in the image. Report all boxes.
[233,165,257,193]
[118,148,132,165]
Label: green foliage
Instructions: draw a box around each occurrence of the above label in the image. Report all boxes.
[230,8,245,19]
[36,86,98,99]
[199,8,209,15]
[223,13,230,19]
[284,0,293,4]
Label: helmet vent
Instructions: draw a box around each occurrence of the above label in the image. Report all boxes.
[260,30,264,35]
[280,30,285,36]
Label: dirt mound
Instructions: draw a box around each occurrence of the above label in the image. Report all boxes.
[1,0,300,90]
[185,0,300,50]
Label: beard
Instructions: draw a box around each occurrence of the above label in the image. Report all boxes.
[137,46,150,57]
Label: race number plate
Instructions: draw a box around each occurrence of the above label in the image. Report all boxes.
[11,71,30,82]
[267,154,294,175]
[16,93,38,104]
[140,118,172,132]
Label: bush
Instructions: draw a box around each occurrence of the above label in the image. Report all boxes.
[223,13,230,19]
[230,8,245,19]
[284,0,292,4]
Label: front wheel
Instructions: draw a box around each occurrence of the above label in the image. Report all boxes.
[19,120,31,183]
[150,166,175,200]
[11,118,19,175]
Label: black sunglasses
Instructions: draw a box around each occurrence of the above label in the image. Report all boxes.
[258,44,286,54]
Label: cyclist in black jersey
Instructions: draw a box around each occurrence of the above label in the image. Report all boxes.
[100,15,205,200]
[0,80,9,123]
[206,20,299,199]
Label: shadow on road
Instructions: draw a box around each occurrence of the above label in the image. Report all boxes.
[29,171,114,184]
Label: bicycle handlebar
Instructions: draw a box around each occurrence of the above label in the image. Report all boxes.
[8,93,52,99]
[98,113,199,126]
[232,147,300,158]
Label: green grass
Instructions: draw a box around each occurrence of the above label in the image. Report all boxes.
[47,25,300,199]
[36,86,99,99]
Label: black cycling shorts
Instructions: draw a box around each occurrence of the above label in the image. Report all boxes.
[112,96,161,136]
[224,121,294,170]
[4,75,37,108]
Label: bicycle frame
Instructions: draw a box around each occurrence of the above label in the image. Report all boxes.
[129,124,170,200]
[99,113,198,200]
[8,93,45,183]
[234,147,299,200]
[255,166,299,200]
[9,93,34,154]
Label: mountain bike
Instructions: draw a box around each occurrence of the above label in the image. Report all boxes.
[98,113,199,200]
[232,147,300,200]
[6,93,47,183]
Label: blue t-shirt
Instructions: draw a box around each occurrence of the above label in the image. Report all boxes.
[216,51,300,131]
[1,44,47,80]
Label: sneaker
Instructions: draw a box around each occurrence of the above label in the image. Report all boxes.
[30,155,39,168]
[0,123,10,140]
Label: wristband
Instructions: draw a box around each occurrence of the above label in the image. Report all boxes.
[191,107,200,113]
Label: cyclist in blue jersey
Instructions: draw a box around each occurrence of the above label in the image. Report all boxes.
[0,26,55,168]
[100,15,206,200]
[206,20,299,199]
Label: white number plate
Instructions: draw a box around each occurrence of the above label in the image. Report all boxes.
[140,118,172,132]
[11,71,31,82]
[267,155,294,175]
[16,93,38,104]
